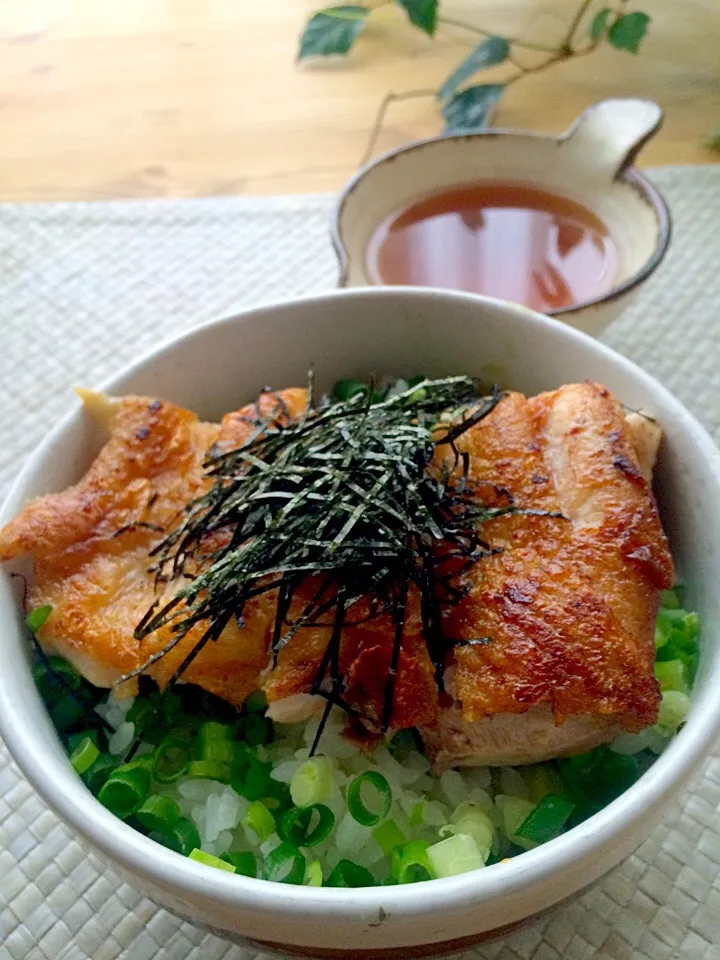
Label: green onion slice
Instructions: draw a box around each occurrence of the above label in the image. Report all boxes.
[262,842,306,884]
[26,605,53,632]
[391,839,432,883]
[83,754,118,794]
[189,848,236,872]
[242,800,276,841]
[326,859,374,887]
[231,752,272,801]
[187,760,230,782]
[98,767,150,819]
[515,794,575,845]
[278,804,334,848]
[346,771,392,826]
[240,714,274,747]
[159,817,201,857]
[372,819,405,856]
[304,860,323,886]
[69,737,100,775]
[153,736,191,783]
[136,795,181,834]
[427,833,485,878]
[290,757,332,808]
[221,852,257,877]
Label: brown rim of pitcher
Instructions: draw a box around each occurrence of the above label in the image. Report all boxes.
[330,129,672,318]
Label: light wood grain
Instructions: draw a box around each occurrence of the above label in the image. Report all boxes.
[0,0,717,202]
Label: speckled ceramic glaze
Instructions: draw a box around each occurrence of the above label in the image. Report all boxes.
[1,288,718,958]
[333,100,671,337]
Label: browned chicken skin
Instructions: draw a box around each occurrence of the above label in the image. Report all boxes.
[422,382,673,767]
[0,381,672,766]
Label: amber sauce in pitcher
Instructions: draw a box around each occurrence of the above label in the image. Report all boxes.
[366,182,619,312]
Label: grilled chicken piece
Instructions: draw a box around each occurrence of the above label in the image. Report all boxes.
[0,392,283,704]
[0,387,437,728]
[264,584,438,729]
[422,383,673,768]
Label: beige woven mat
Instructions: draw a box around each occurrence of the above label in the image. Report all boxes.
[1,166,719,960]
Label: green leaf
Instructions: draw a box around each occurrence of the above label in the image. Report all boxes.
[607,12,650,54]
[396,0,438,36]
[26,605,53,632]
[442,84,505,133]
[298,5,369,60]
[438,37,510,103]
[705,129,720,152]
[589,7,611,41]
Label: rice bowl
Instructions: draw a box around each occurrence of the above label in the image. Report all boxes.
[1,288,719,956]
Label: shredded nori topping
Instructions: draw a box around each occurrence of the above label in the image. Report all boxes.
[118,375,552,745]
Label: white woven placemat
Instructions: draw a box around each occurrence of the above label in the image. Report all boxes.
[1,167,720,960]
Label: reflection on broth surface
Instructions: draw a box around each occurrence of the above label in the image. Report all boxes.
[367,182,619,312]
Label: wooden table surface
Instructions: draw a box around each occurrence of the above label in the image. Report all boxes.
[0,0,717,202]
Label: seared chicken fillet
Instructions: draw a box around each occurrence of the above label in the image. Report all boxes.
[422,382,673,767]
[0,380,672,764]
[0,388,436,727]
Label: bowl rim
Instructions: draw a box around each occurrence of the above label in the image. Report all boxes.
[330,131,672,318]
[0,286,718,927]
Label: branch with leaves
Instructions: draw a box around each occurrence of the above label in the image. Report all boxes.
[298,1,651,161]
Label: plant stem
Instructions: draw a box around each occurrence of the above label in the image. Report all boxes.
[358,0,631,163]
[437,16,557,54]
[562,0,595,48]
[360,89,437,166]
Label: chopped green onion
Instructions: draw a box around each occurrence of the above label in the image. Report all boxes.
[98,767,150,819]
[515,794,574,845]
[69,737,100,775]
[262,841,306,884]
[189,848,236,872]
[242,800,276,841]
[290,757,332,808]
[660,589,680,609]
[83,754,118,794]
[239,714,274,747]
[136,795,181,833]
[221,852,257,877]
[201,740,234,763]
[159,816,201,856]
[427,833,485,878]
[372,819,405,856]
[392,840,433,883]
[445,802,494,861]
[304,860,323,886]
[346,771,392,826]
[332,379,369,402]
[231,752,272,800]
[656,690,690,735]
[499,797,537,850]
[26,605,53,632]
[187,760,230,782]
[278,804,334,848]
[409,802,425,827]
[654,659,689,694]
[523,764,566,804]
[388,729,415,761]
[50,696,87,733]
[244,690,268,713]
[327,859,375,887]
[126,692,161,732]
[199,721,233,751]
[159,691,183,726]
[70,739,101,776]
[152,736,191,783]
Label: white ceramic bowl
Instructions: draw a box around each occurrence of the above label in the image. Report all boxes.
[333,99,671,338]
[1,288,719,958]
